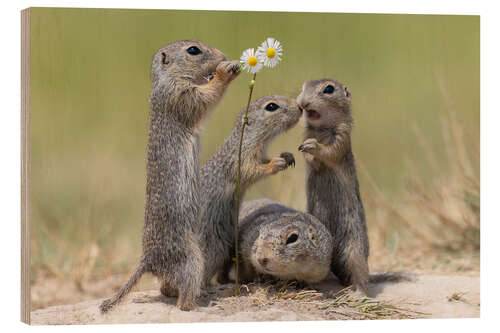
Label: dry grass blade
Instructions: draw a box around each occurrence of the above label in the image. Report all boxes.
[447,292,466,302]
[360,77,479,256]
[321,288,428,319]
[276,288,323,301]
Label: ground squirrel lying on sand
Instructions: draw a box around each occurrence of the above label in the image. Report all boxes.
[199,95,302,285]
[236,199,333,284]
[100,40,239,312]
[297,79,370,295]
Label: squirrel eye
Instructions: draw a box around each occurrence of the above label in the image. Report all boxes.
[186,46,202,55]
[286,233,298,245]
[323,85,335,94]
[265,103,280,112]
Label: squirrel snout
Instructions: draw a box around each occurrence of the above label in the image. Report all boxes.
[299,101,310,110]
[212,48,227,63]
[258,258,269,267]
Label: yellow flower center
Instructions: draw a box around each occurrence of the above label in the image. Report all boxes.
[248,56,258,67]
[266,48,276,58]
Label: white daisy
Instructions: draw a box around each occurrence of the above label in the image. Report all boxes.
[240,48,263,74]
[256,37,283,68]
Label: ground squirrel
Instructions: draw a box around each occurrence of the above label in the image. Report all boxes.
[99,40,240,312]
[297,79,370,294]
[199,95,302,285]
[235,199,333,284]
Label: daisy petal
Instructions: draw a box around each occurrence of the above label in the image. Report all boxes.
[256,37,283,68]
[240,48,263,73]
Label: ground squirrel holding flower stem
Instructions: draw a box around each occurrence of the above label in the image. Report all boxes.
[199,95,301,285]
[99,40,240,312]
[297,79,370,295]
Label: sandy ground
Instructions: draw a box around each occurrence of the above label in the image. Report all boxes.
[31,272,479,324]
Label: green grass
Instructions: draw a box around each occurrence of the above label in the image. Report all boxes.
[28,8,479,282]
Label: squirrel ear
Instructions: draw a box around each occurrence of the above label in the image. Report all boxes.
[344,86,351,99]
[160,52,170,66]
[308,227,318,243]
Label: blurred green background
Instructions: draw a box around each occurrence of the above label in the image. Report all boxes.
[29,8,479,283]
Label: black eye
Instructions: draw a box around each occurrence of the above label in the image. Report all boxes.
[265,103,280,112]
[186,46,202,55]
[286,233,298,245]
[323,85,335,94]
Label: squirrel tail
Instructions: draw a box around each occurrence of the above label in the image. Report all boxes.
[99,260,147,313]
[345,245,412,296]
[369,272,413,284]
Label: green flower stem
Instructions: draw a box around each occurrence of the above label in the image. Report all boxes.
[234,72,257,295]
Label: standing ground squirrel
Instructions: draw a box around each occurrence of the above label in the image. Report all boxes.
[199,95,302,285]
[99,40,240,312]
[236,199,333,284]
[297,79,370,294]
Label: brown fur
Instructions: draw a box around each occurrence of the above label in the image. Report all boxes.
[99,40,239,313]
[236,199,333,284]
[199,96,302,285]
[297,79,370,294]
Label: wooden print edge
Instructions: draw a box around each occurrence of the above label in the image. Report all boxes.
[21,7,31,325]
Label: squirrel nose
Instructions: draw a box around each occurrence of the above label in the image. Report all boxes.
[299,101,310,110]
[258,258,269,267]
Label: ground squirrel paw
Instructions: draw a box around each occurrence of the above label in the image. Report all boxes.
[271,157,289,173]
[279,152,295,167]
[298,138,319,154]
[216,60,241,82]
[231,62,242,74]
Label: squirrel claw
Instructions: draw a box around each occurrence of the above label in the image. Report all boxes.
[232,63,242,73]
[216,60,241,82]
[280,152,295,168]
[298,138,318,153]
[270,157,288,173]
